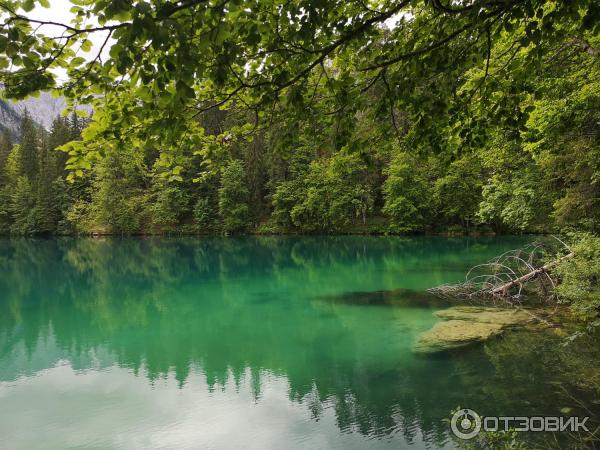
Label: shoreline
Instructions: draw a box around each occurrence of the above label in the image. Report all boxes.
[0,230,545,238]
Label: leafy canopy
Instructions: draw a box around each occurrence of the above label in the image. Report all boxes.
[1,0,599,172]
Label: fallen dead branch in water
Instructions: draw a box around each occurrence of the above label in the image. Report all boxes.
[428,237,572,305]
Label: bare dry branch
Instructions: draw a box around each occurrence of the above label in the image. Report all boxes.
[428,239,572,304]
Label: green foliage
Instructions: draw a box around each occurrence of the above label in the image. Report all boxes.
[2,0,597,184]
[287,151,373,232]
[10,176,36,234]
[555,233,600,325]
[150,180,190,231]
[457,429,529,450]
[89,149,148,235]
[0,191,9,233]
[382,152,433,233]
[0,130,11,183]
[18,112,38,180]
[0,109,91,235]
[478,173,546,232]
[65,200,94,235]
[218,160,249,234]
[472,30,600,233]
[272,178,306,229]
[434,155,483,229]
[193,197,214,230]
[0,0,598,240]
[34,139,61,233]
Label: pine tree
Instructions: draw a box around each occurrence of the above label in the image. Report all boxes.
[219,160,250,233]
[48,116,78,232]
[0,136,15,233]
[68,110,87,141]
[35,134,59,233]
[10,176,36,234]
[49,116,71,147]
[0,130,12,185]
[18,111,39,181]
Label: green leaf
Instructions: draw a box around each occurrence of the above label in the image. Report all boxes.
[71,57,86,66]
[22,0,35,12]
[80,39,92,52]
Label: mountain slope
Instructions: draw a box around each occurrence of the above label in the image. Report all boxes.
[11,93,69,130]
[0,99,22,138]
[0,92,91,139]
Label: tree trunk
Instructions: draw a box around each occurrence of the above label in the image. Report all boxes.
[492,252,574,296]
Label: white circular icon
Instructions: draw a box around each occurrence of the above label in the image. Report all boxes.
[451,408,482,440]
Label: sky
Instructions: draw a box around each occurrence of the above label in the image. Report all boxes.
[25,0,113,81]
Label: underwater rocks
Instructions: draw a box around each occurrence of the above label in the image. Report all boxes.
[414,306,531,354]
[434,306,531,326]
[316,288,448,308]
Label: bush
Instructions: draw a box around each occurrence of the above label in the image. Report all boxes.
[193,197,214,229]
[555,233,600,326]
[382,152,432,232]
[280,151,373,232]
[272,178,304,227]
[151,182,190,229]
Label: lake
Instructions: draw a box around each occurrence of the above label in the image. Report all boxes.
[0,236,597,449]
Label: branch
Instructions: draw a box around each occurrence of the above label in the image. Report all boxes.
[492,252,573,296]
[361,21,478,71]
[381,68,401,142]
[570,36,600,58]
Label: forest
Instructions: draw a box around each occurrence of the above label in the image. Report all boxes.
[0,0,598,236]
[2,2,600,448]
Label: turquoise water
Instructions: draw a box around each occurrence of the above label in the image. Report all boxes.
[0,236,596,449]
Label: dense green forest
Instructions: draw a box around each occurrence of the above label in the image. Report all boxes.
[2,48,599,235]
[0,0,598,236]
[0,112,87,234]
[2,3,600,447]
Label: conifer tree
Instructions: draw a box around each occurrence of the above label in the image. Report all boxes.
[0,130,12,185]
[219,160,250,233]
[18,111,38,181]
[10,176,35,234]
[48,117,72,173]
[68,111,87,141]
[34,134,59,233]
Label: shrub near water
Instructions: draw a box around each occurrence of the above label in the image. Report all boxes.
[555,233,600,328]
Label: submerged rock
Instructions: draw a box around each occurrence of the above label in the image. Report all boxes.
[316,288,448,308]
[414,320,504,353]
[414,306,531,354]
[434,306,530,325]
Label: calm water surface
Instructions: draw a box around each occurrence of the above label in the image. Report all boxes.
[0,236,596,449]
